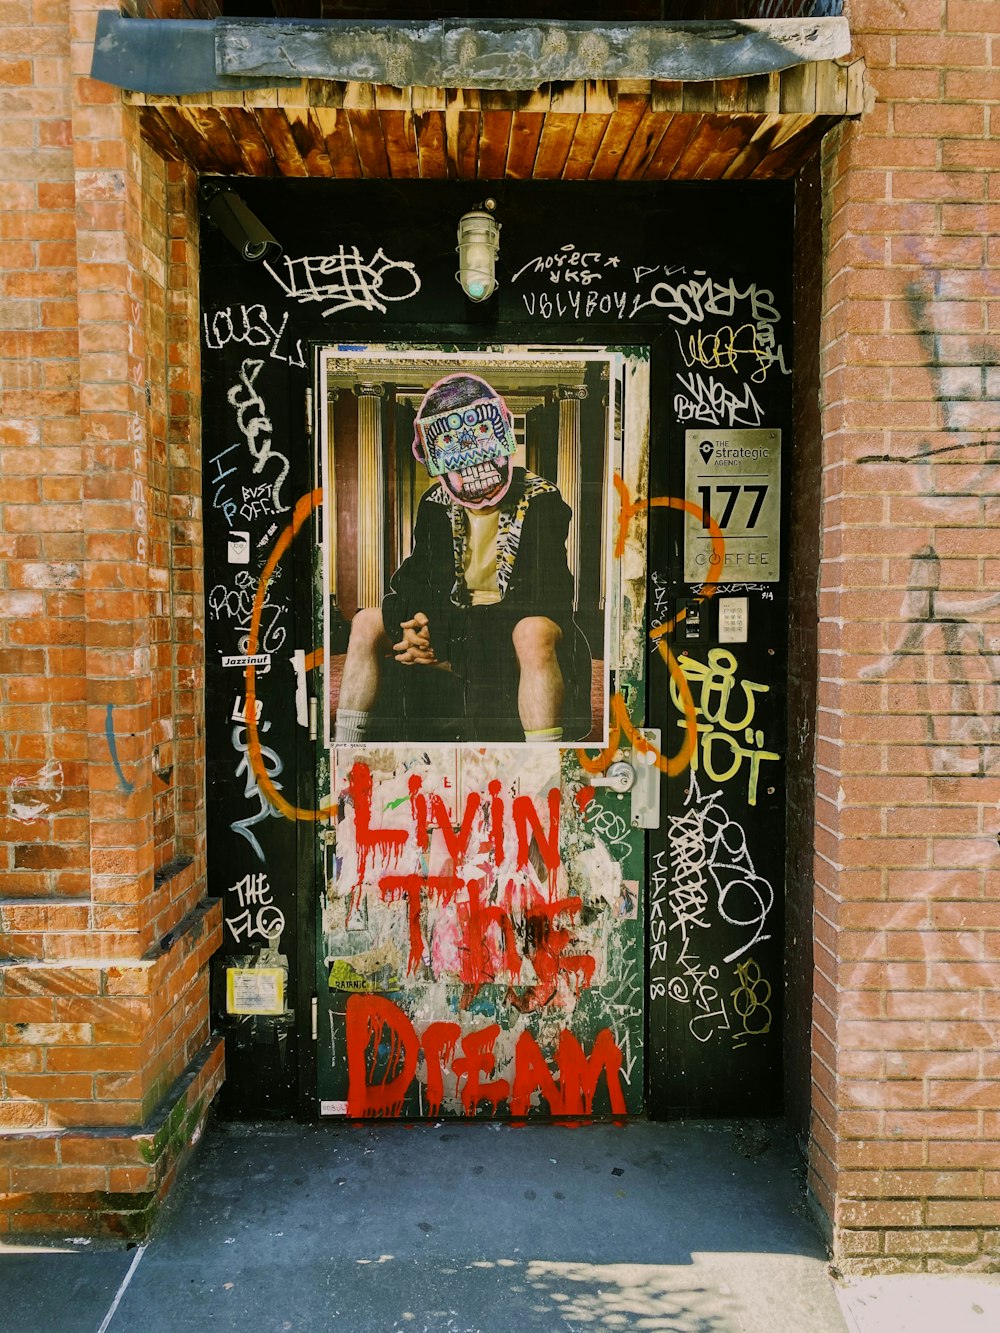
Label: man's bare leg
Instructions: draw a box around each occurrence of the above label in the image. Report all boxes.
[335,608,391,742]
[512,616,564,739]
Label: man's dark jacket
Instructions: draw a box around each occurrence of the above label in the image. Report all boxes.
[381,468,592,736]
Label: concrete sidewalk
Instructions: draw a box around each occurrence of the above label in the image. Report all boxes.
[2,1117,993,1333]
[835,1273,1000,1333]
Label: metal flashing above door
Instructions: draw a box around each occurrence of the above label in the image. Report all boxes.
[93,13,851,95]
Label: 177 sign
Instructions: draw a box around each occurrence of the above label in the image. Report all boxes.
[684,429,781,584]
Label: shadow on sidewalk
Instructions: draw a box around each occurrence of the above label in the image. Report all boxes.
[3,1118,846,1333]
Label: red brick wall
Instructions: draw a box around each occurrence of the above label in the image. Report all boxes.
[813,0,1000,1271]
[1,0,82,910]
[142,148,206,877]
[0,0,221,1235]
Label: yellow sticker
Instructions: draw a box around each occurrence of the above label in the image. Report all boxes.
[226,967,285,1015]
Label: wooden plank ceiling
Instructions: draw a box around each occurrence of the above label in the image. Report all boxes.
[132,59,863,181]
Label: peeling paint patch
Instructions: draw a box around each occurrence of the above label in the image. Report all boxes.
[8,760,64,825]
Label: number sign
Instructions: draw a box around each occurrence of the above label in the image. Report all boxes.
[683,429,781,584]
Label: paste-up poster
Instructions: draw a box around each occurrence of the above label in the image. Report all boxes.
[320,347,614,748]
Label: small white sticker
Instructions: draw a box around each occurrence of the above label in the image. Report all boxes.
[320,1100,348,1116]
[290,649,308,728]
[231,695,263,723]
[227,530,250,564]
[222,654,271,668]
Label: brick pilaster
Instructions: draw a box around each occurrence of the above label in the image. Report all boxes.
[0,0,220,1234]
[813,0,1000,1271]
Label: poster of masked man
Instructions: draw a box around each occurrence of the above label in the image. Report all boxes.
[322,349,614,746]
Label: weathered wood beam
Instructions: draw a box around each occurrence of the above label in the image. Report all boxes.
[125,61,862,120]
[130,56,864,183]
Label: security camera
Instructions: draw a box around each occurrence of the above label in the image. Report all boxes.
[205,188,282,263]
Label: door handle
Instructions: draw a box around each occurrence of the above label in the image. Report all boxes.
[585,731,661,827]
[589,761,636,793]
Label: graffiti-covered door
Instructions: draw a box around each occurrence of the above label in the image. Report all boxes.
[314,345,650,1120]
[200,177,797,1120]
[644,282,791,1118]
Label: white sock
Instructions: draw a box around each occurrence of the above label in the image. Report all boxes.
[334,708,371,744]
[524,726,563,742]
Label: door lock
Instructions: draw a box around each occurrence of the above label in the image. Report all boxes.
[630,729,661,829]
[589,761,636,793]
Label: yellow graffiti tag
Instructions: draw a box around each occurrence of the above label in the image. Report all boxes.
[730,957,772,1039]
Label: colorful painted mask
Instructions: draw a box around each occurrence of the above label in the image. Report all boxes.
[413,380,517,509]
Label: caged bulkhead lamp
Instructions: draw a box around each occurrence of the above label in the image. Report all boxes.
[457,199,500,301]
[206,187,282,263]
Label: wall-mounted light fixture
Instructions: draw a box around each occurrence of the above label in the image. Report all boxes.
[206,187,282,263]
[456,199,500,302]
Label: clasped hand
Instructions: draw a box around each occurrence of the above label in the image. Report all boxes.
[393,612,442,665]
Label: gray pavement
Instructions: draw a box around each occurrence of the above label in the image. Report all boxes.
[6,1117,848,1333]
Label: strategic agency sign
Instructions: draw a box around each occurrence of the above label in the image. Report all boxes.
[684,429,781,584]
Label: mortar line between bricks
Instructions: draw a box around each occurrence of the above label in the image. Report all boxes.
[96,1243,146,1333]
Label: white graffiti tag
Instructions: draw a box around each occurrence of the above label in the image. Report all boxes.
[648,775,776,1046]
[584,802,632,863]
[670,774,774,968]
[226,359,290,514]
[265,248,421,316]
[512,244,621,287]
[209,569,286,656]
[231,721,284,861]
[649,845,730,1044]
[673,372,765,427]
[633,274,781,326]
[240,483,276,523]
[650,570,671,631]
[226,871,285,943]
[203,302,305,366]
